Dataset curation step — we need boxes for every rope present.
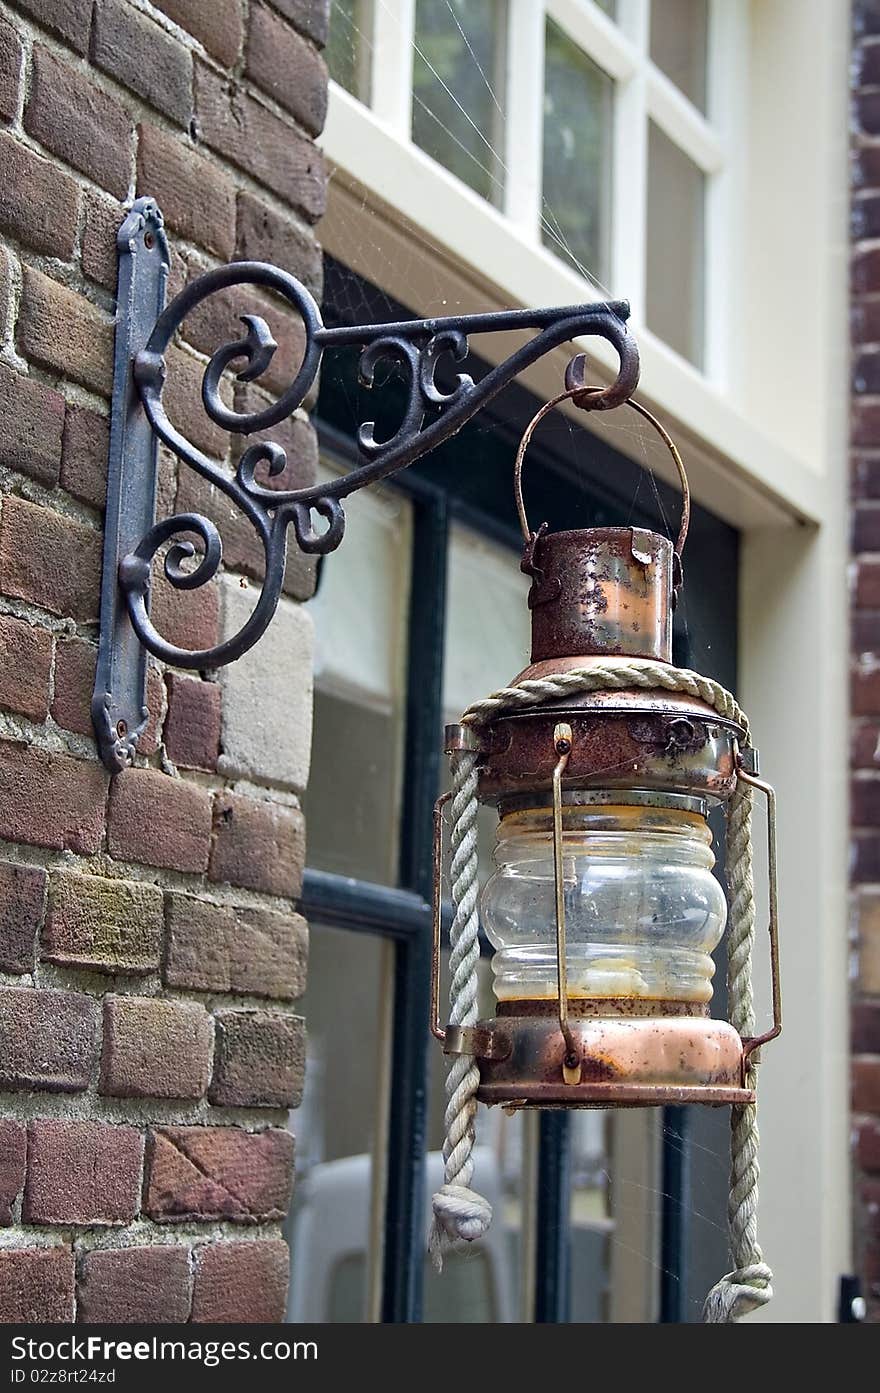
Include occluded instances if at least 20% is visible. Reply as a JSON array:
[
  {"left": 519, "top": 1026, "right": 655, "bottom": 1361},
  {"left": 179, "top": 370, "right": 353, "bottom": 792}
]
[{"left": 428, "top": 658, "right": 771, "bottom": 1322}]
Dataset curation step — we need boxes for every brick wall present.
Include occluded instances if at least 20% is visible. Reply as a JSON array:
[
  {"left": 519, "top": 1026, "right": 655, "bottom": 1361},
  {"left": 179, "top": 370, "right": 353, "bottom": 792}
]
[
  {"left": 0, "top": 0, "right": 326, "bottom": 1323},
  {"left": 853, "top": 0, "right": 880, "bottom": 1327}
]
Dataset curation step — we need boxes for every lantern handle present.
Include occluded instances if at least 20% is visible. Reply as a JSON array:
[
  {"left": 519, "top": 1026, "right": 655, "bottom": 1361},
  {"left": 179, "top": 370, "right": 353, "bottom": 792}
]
[
  {"left": 513, "top": 357, "right": 690, "bottom": 588},
  {"left": 551, "top": 722, "right": 583, "bottom": 1085},
  {"left": 735, "top": 757, "right": 783, "bottom": 1065}
]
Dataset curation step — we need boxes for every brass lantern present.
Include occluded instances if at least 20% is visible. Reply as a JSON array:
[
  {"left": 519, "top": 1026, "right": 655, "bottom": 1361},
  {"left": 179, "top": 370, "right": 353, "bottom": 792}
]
[{"left": 431, "top": 406, "right": 781, "bottom": 1111}]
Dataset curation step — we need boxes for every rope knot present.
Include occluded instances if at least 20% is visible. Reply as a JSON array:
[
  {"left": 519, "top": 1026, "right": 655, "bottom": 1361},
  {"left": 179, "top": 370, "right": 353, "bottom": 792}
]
[
  {"left": 702, "top": 1263, "right": 773, "bottom": 1322},
  {"left": 428, "top": 1184, "right": 493, "bottom": 1271}
]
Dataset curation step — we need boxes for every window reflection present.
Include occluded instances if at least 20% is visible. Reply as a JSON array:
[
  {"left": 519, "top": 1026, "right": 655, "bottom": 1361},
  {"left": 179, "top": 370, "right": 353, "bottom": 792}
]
[
  {"left": 649, "top": 0, "right": 708, "bottom": 113},
  {"left": 327, "top": 0, "right": 373, "bottom": 104},
  {"left": 646, "top": 121, "right": 705, "bottom": 367}
]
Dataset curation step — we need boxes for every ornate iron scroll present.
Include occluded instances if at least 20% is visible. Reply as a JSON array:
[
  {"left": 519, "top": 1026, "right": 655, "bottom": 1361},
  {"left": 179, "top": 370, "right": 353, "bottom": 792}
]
[{"left": 93, "top": 197, "right": 640, "bottom": 771}]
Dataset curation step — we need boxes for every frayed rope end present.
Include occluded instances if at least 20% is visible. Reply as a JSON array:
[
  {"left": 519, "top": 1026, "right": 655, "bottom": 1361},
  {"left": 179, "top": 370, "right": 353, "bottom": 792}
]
[
  {"left": 702, "top": 1264, "right": 773, "bottom": 1323},
  {"left": 428, "top": 1183, "right": 492, "bottom": 1273}
]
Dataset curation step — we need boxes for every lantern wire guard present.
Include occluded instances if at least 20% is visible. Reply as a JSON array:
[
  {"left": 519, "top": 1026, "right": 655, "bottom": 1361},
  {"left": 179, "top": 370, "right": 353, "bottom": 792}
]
[{"left": 428, "top": 373, "right": 777, "bottom": 1323}]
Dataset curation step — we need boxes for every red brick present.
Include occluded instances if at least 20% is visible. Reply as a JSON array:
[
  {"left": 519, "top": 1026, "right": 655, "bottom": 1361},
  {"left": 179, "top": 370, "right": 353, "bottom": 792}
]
[
  {"left": 210, "top": 1009, "right": 305, "bottom": 1108},
  {"left": 0, "top": 614, "right": 52, "bottom": 721},
  {"left": 163, "top": 343, "right": 231, "bottom": 459},
  {"left": 858, "top": 1118, "right": 880, "bottom": 1172},
  {"left": 191, "top": 1240, "right": 289, "bottom": 1323},
  {"left": 0, "top": 861, "right": 46, "bottom": 974},
  {"left": 856, "top": 88, "right": 880, "bottom": 138},
  {"left": 0, "top": 19, "right": 22, "bottom": 123},
  {"left": 196, "top": 64, "right": 326, "bottom": 221},
  {"left": 150, "top": 573, "right": 220, "bottom": 657},
  {"left": 0, "top": 1247, "right": 74, "bottom": 1323},
  {"left": 247, "top": 4, "right": 328, "bottom": 136},
  {"left": 61, "top": 406, "right": 109, "bottom": 511},
  {"left": 25, "top": 45, "right": 132, "bottom": 199},
  {"left": 108, "top": 767, "right": 212, "bottom": 873},
  {"left": 857, "top": 559, "right": 880, "bottom": 608},
  {"left": 270, "top": 0, "right": 330, "bottom": 47},
  {"left": 858, "top": 37, "right": 880, "bottom": 87},
  {"left": 81, "top": 189, "right": 123, "bottom": 292},
  {"left": 855, "top": 195, "right": 880, "bottom": 243},
  {"left": 137, "top": 123, "right": 235, "bottom": 261},
  {"left": 101, "top": 995, "right": 213, "bottom": 1100},
  {"left": 145, "top": 1126, "right": 294, "bottom": 1222},
  {"left": 92, "top": 0, "right": 192, "bottom": 127},
  {"left": 856, "top": 351, "right": 880, "bottom": 398},
  {"left": 855, "top": 1003, "right": 880, "bottom": 1053},
  {"left": 0, "top": 496, "right": 101, "bottom": 623},
  {"left": 51, "top": 637, "right": 97, "bottom": 736},
  {"left": 853, "top": 720, "right": 880, "bottom": 769},
  {"left": 0, "top": 130, "right": 78, "bottom": 259},
  {"left": 13, "top": 1, "right": 92, "bottom": 54},
  {"left": 18, "top": 267, "right": 113, "bottom": 397},
  {"left": 0, "top": 1120, "right": 25, "bottom": 1224},
  {"left": 0, "top": 986, "right": 98, "bottom": 1092},
  {"left": 43, "top": 870, "right": 163, "bottom": 976},
  {"left": 854, "top": 661, "right": 880, "bottom": 715},
  {"left": 852, "top": 296, "right": 880, "bottom": 346},
  {"left": 164, "top": 674, "right": 220, "bottom": 771},
  {"left": 856, "top": 503, "right": 880, "bottom": 553},
  {"left": 854, "top": 776, "right": 880, "bottom": 826},
  {"left": 236, "top": 190, "right": 323, "bottom": 297},
  {"left": 854, "top": 399, "right": 880, "bottom": 449},
  {"left": 164, "top": 893, "right": 308, "bottom": 999},
  {"left": 854, "top": 1057, "right": 880, "bottom": 1112},
  {"left": 77, "top": 1245, "right": 192, "bottom": 1324},
  {"left": 210, "top": 791, "right": 305, "bottom": 896},
  {"left": 179, "top": 278, "right": 307, "bottom": 403},
  {"left": 154, "top": 0, "right": 243, "bottom": 66},
  {"left": 0, "top": 361, "right": 65, "bottom": 486},
  {"left": 24, "top": 1120, "right": 143, "bottom": 1224},
  {"left": 0, "top": 739, "right": 106, "bottom": 855},
  {"left": 854, "top": 615, "right": 880, "bottom": 655}
]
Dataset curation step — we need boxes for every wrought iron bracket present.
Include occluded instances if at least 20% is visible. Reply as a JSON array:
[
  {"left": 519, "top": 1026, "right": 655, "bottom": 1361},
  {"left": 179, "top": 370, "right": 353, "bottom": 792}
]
[{"left": 94, "top": 196, "right": 641, "bottom": 772}]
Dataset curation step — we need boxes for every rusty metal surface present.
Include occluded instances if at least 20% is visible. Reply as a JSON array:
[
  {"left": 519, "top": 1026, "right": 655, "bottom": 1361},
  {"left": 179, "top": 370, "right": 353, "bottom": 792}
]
[
  {"left": 478, "top": 705, "right": 740, "bottom": 804},
  {"left": 524, "top": 528, "right": 674, "bottom": 663},
  {"left": 463, "top": 1012, "right": 750, "bottom": 1109},
  {"left": 496, "top": 997, "right": 710, "bottom": 1018}
]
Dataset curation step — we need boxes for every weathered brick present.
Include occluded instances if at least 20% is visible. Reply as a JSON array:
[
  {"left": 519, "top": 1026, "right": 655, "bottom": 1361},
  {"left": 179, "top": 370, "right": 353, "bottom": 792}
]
[
  {"left": 270, "top": 0, "right": 330, "bottom": 47},
  {"left": 858, "top": 1118, "right": 880, "bottom": 1172},
  {"left": 852, "top": 719, "right": 880, "bottom": 767},
  {"left": 856, "top": 351, "right": 880, "bottom": 398},
  {"left": 854, "top": 194, "right": 880, "bottom": 243},
  {"left": 25, "top": 45, "right": 132, "bottom": 199},
  {"left": 0, "top": 986, "right": 98, "bottom": 1092},
  {"left": 145, "top": 1126, "right": 294, "bottom": 1222},
  {"left": 854, "top": 398, "right": 880, "bottom": 449},
  {"left": 209, "top": 792, "right": 305, "bottom": 896},
  {"left": 164, "top": 674, "right": 220, "bottom": 771},
  {"left": 180, "top": 277, "right": 307, "bottom": 402},
  {"left": 191, "top": 1239, "right": 289, "bottom": 1323},
  {"left": 857, "top": 559, "right": 880, "bottom": 608},
  {"left": 108, "top": 768, "right": 212, "bottom": 873},
  {"left": 853, "top": 829, "right": 880, "bottom": 881},
  {"left": 137, "top": 123, "right": 235, "bottom": 260},
  {"left": 150, "top": 572, "right": 220, "bottom": 656},
  {"left": 854, "top": 1002, "right": 880, "bottom": 1054},
  {"left": 43, "top": 870, "right": 163, "bottom": 976},
  {"left": 855, "top": 502, "right": 880, "bottom": 552},
  {"left": 247, "top": 4, "right": 328, "bottom": 136},
  {"left": 0, "top": 861, "right": 46, "bottom": 974},
  {"left": 61, "top": 405, "right": 109, "bottom": 511},
  {"left": 77, "top": 1245, "right": 191, "bottom": 1324},
  {"left": 164, "top": 893, "right": 308, "bottom": 999},
  {"left": 854, "top": 660, "right": 880, "bottom": 715},
  {"left": 856, "top": 88, "right": 880, "bottom": 138},
  {"left": 0, "top": 494, "right": 101, "bottom": 621},
  {"left": 854, "top": 610, "right": 880, "bottom": 655},
  {"left": 0, "top": 1120, "right": 25, "bottom": 1223},
  {"left": 853, "top": 452, "right": 880, "bottom": 498},
  {"left": 0, "top": 18, "right": 22, "bottom": 123},
  {"left": 92, "top": 0, "right": 192, "bottom": 127},
  {"left": 854, "top": 1057, "right": 880, "bottom": 1113},
  {"left": 101, "top": 995, "right": 213, "bottom": 1100},
  {"left": 0, "top": 614, "right": 52, "bottom": 721},
  {"left": 236, "top": 191, "right": 323, "bottom": 297},
  {"left": 0, "top": 739, "right": 106, "bottom": 855},
  {"left": 12, "top": 1, "right": 92, "bottom": 54},
  {"left": 196, "top": 64, "right": 326, "bottom": 221},
  {"left": 854, "top": 775, "right": 880, "bottom": 826},
  {"left": 0, "top": 362, "right": 65, "bottom": 486},
  {"left": 0, "top": 130, "right": 79, "bottom": 259},
  {"left": 856, "top": 889, "right": 880, "bottom": 993},
  {"left": 81, "top": 189, "right": 123, "bottom": 292},
  {"left": 858, "top": 37, "right": 880, "bottom": 88},
  {"left": 154, "top": 0, "right": 243, "bottom": 66},
  {"left": 0, "top": 1247, "right": 74, "bottom": 1323},
  {"left": 24, "top": 1120, "right": 143, "bottom": 1224},
  {"left": 51, "top": 638, "right": 162, "bottom": 748},
  {"left": 852, "top": 296, "right": 880, "bottom": 346},
  {"left": 210, "top": 1009, "right": 305, "bottom": 1108},
  {"left": 19, "top": 267, "right": 113, "bottom": 397},
  {"left": 164, "top": 343, "right": 231, "bottom": 458}
]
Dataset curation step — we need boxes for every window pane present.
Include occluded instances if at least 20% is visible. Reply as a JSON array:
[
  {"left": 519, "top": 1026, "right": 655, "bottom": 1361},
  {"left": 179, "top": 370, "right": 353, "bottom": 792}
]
[
  {"left": 327, "top": 0, "right": 372, "bottom": 103},
  {"left": 645, "top": 121, "right": 705, "bottom": 368},
  {"left": 595, "top": 0, "right": 617, "bottom": 17},
  {"left": 542, "top": 19, "right": 613, "bottom": 284},
  {"left": 412, "top": 0, "right": 507, "bottom": 205},
  {"left": 649, "top": 0, "right": 708, "bottom": 113}
]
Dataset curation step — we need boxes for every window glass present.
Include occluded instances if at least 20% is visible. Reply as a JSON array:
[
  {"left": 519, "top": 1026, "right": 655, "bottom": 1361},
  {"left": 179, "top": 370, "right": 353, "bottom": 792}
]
[
  {"left": 645, "top": 121, "right": 705, "bottom": 368},
  {"left": 649, "top": 0, "right": 708, "bottom": 113},
  {"left": 327, "top": 0, "right": 372, "bottom": 104},
  {"left": 412, "top": 0, "right": 507, "bottom": 206},
  {"left": 542, "top": 18, "right": 614, "bottom": 284},
  {"left": 595, "top": 0, "right": 617, "bottom": 17}
]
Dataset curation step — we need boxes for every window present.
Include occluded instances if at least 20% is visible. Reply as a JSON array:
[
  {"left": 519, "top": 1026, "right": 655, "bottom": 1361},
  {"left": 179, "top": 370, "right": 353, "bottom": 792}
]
[{"left": 324, "top": 0, "right": 737, "bottom": 376}]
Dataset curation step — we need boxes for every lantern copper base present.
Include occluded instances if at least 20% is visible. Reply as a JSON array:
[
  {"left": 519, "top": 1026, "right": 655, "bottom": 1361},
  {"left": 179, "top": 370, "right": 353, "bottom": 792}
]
[{"left": 455, "top": 1010, "right": 753, "bottom": 1111}]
